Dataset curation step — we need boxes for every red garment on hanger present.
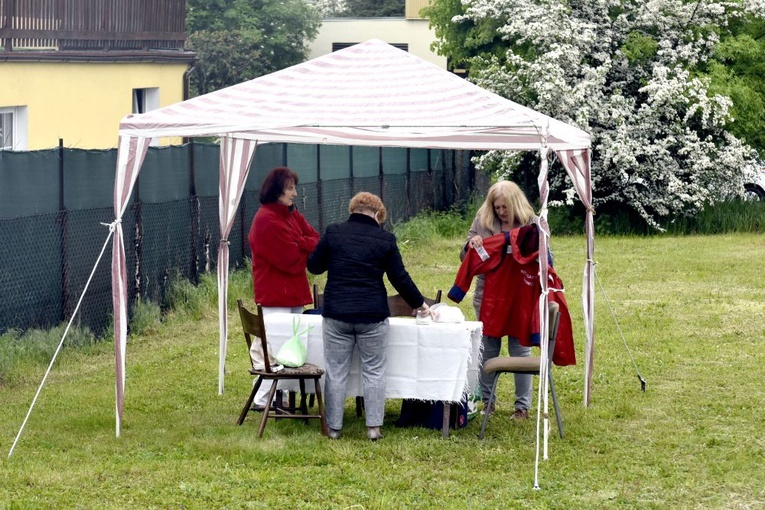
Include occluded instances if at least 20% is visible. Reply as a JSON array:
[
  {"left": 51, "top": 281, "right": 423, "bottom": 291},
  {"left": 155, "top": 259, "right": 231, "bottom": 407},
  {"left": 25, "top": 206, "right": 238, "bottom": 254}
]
[{"left": 448, "top": 226, "right": 575, "bottom": 366}]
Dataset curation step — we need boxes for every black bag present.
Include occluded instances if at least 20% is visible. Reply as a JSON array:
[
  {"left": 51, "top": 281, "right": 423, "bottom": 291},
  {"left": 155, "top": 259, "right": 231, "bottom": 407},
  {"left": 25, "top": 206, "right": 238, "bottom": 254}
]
[{"left": 394, "top": 399, "right": 468, "bottom": 430}]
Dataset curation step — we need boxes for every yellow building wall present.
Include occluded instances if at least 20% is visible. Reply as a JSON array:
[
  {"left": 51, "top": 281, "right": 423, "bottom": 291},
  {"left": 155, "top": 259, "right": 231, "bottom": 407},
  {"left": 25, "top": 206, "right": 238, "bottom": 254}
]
[
  {"left": 0, "top": 61, "right": 188, "bottom": 150},
  {"left": 309, "top": 18, "right": 446, "bottom": 69},
  {"left": 405, "top": 0, "right": 431, "bottom": 19}
]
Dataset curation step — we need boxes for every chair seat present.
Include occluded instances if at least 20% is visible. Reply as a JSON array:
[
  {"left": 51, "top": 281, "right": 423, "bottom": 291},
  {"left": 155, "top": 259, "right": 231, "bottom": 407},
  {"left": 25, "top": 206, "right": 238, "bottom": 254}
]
[
  {"left": 478, "top": 302, "right": 564, "bottom": 440},
  {"left": 249, "top": 363, "right": 324, "bottom": 378},
  {"left": 483, "top": 355, "right": 541, "bottom": 374}
]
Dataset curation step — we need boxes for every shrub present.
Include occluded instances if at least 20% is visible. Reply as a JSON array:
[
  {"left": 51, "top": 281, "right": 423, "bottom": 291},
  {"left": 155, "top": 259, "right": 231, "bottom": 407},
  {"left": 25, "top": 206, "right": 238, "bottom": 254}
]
[
  {"left": 163, "top": 271, "right": 210, "bottom": 320},
  {"left": 393, "top": 205, "right": 476, "bottom": 244},
  {"left": 129, "top": 299, "right": 162, "bottom": 336},
  {"left": 0, "top": 323, "right": 97, "bottom": 387},
  {"left": 227, "top": 259, "right": 254, "bottom": 308},
  {"left": 546, "top": 198, "right": 765, "bottom": 235}
]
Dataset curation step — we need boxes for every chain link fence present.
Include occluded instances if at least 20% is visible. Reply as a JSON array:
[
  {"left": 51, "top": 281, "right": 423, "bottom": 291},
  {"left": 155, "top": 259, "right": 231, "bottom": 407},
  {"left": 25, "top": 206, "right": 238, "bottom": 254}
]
[{"left": 0, "top": 142, "right": 476, "bottom": 337}]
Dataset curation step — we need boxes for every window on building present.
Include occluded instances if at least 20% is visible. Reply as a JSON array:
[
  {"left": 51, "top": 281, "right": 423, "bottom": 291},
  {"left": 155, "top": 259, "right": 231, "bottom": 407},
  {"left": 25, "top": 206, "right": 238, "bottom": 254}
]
[
  {"left": 132, "top": 88, "right": 160, "bottom": 146},
  {"left": 132, "top": 87, "right": 160, "bottom": 114},
  {"left": 0, "top": 106, "right": 28, "bottom": 151},
  {"left": 0, "top": 112, "right": 13, "bottom": 149},
  {"left": 332, "top": 42, "right": 408, "bottom": 52}
]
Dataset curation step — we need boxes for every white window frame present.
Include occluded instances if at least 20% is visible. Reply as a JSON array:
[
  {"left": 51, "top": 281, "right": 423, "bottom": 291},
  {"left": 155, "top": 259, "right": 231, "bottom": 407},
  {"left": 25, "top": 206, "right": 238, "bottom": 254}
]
[
  {"left": 132, "top": 88, "right": 160, "bottom": 146},
  {"left": 0, "top": 106, "right": 28, "bottom": 151},
  {"left": 132, "top": 87, "right": 160, "bottom": 114}
]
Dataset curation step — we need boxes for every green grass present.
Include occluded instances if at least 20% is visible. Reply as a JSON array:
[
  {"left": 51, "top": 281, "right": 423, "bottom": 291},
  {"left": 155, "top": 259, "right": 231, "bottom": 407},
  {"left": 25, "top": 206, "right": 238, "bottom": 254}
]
[{"left": 1, "top": 233, "right": 764, "bottom": 508}]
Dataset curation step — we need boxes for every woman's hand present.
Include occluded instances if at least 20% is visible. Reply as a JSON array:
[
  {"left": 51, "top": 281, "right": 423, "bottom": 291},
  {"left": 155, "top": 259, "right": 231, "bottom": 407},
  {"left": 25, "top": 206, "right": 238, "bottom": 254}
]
[
  {"left": 416, "top": 303, "right": 437, "bottom": 320},
  {"left": 468, "top": 235, "right": 484, "bottom": 249}
]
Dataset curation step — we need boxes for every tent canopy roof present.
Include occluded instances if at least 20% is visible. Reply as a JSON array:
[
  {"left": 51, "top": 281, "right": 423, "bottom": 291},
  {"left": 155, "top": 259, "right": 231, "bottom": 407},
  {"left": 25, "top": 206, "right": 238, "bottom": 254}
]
[
  {"left": 107, "top": 40, "right": 596, "bottom": 455},
  {"left": 119, "top": 39, "right": 590, "bottom": 151}
]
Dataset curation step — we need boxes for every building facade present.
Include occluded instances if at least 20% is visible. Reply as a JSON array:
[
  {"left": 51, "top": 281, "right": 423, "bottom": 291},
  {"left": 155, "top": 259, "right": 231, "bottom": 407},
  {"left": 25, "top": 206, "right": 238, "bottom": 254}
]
[
  {"left": 0, "top": 0, "right": 195, "bottom": 150},
  {"left": 309, "top": 0, "right": 446, "bottom": 68}
]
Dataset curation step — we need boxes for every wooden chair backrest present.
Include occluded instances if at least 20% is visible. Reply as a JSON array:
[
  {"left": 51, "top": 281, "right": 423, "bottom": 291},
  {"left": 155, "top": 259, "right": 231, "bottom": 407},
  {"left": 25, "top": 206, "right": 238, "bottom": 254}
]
[
  {"left": 387, "top": 290, "right": 442, "bottom": 317},
  {"left": 312, "top": 283, "right": 323, "bottom": 310},
  {"left": 312, "top": 285, "right": 443, "bottom": 318},
  {"left": 426, "top": 290, "right": 443, "bottom": 306},
  {"left": 237, "top": 299, "right": 274, "bottom": 373}
]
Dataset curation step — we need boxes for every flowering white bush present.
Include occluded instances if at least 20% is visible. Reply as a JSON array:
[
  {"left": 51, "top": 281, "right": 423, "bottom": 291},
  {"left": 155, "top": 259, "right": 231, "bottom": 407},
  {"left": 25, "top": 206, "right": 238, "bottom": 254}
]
[
  {"left": 305, "top": 0, "right": 346, "bottom": 17},
  {"left": 447, "top": 0, "right": 761, "bottom": 229}
]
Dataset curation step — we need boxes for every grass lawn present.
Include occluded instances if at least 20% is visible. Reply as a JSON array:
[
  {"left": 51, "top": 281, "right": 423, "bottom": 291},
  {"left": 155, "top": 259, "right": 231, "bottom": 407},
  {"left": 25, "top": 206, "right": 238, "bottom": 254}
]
[{"left": 1, "top": 233, "right": 764, "bottom": 509}]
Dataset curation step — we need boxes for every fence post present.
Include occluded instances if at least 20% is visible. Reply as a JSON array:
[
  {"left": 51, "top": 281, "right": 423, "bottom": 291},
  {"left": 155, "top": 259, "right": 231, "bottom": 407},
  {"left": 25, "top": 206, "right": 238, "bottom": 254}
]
[
  {"left": 466, "top": 151, "right": 475, "bottom": 198},
  {"left": 451, "top": 150, "right": 457, "bottom": 205},
  {"left": 406, "top": 148, "right": 412, "bottom": 219},
  {"left": 58, "top": 139, "right": 69, "bottom": 322},
  {"left": 378, "top": 147, "right": 384, "bottom": 203},
  {"left": 189, "top": 140, "right": 200, "bottom": 284},
  {"left": 349, "top": 146, "right": 354, "bottom": 193},
  {"left": 442, "top": 150, "right": 448, "bottom": 210},
  {"left": 426, "top": 149, "right": 432, "bottom": 210},
  {"left": 316, "top": 145, "right": 323, "bottom": 232},
  {"left": 240, "top": 173, "right": 247, "bottom": 264},
  {"left": 133, "top": 173, "right": 142, "bottom": 302}
]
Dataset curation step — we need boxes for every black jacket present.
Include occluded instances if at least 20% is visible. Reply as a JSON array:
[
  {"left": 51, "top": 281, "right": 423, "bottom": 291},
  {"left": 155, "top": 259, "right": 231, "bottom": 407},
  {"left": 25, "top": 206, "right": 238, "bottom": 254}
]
[{"left": 307, "top": 213, "right": 424, "bottom": 323}]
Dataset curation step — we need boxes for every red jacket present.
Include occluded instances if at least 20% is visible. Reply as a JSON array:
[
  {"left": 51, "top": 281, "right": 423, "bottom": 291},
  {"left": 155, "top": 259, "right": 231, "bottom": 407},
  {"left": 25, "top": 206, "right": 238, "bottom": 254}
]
[
  {"left": 249, "top": 203, "right": 319, "bottom": 307},
  {"left": 448, "top": 226, "right": 575, "bottom": 366}
]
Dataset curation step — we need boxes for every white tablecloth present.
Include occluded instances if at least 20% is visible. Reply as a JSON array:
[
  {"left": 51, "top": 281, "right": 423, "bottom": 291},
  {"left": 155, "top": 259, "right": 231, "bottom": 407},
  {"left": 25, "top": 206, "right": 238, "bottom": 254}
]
[{"left": 263, "top": 313, "right": 483, "bottom": 403}]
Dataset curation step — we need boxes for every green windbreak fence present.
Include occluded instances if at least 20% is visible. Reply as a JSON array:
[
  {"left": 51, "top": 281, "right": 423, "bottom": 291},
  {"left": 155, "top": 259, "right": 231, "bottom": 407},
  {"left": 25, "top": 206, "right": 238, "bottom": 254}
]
[{"left": 0, "top": 142, "right": 475, "bottom": 336}]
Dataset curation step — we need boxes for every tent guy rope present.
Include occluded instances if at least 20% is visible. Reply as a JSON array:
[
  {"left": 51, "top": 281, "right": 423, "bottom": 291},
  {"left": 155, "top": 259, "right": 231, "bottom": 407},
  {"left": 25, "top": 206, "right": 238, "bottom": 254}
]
[
  {"left": 9, "top": 220, "right": 119, "bottom": 457},
  {"left": 594, "top": 263, "right": 647, "bottom": 392}
]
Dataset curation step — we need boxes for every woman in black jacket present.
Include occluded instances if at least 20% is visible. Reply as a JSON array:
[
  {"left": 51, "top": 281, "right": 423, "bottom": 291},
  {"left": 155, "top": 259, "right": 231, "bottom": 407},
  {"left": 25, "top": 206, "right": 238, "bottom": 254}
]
[{"left": 307, "top": 192, "right": 434, "bottom": 441}]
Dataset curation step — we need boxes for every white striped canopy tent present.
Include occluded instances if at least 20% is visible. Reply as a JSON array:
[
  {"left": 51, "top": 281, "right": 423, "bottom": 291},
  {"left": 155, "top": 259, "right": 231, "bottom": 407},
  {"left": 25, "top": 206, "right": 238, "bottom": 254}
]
[{"left": 112, "top": 40, "right": 596, "bottom": 445}]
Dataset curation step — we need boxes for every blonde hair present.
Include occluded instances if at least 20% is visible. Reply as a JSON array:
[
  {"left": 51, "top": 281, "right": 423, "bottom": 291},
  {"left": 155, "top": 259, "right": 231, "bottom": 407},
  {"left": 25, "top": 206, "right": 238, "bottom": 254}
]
[
  {"left": 349, "top": 191, "right": 387, "bottom": 224},
  {"left": 477, "top": 181, "right": 535, "bottom": 230}
]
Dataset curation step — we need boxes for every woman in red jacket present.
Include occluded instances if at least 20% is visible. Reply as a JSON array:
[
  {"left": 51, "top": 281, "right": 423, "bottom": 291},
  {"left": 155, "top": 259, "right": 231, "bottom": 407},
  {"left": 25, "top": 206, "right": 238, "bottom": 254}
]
[
  {"left": 248, "top": 166, "right": 319, "bottom": 409},
  {"left": 461, "top": 180, "right": 536, "bottom": 420}
]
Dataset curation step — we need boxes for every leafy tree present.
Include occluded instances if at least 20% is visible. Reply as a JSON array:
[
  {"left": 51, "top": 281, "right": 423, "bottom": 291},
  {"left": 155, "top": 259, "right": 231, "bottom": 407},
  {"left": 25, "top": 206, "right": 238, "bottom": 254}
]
[
  {"left": 339, "top": 0, "right": 404, "bottom": 17},
  {"left": 307, "top": 0, "right": 347, "bottom": 17},
  {"left": 703, "top": 14, "right": 765, "bottom": 154},
  {"left": 424, "top": 0, "right": 763, "bottom": 229},
  {"left": 186, "top": 0, "right": 321, "bottom": 96}
]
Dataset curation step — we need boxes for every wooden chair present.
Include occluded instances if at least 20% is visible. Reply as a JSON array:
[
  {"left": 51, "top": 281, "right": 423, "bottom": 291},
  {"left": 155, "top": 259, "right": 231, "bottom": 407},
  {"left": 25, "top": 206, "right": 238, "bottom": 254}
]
[
  {"left": 236, "top": 299, "right": 328, "bottom": 437},
  {"left": 313, "top": 284, "right": 442, "bottom": 315},
  {"left": 387, "top": 290, "right": 443, "bottom": 317},
  {"left": 313, "top": 283, "right": 324, "bottom": 310},
  {"left": 478, "top": 301, "right": 564, "bottom": 440}
]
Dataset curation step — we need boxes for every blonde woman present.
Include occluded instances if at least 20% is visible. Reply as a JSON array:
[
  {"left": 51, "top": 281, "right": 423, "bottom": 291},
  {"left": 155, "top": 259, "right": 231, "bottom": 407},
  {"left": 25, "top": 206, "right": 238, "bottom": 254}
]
[{"left": 460, "top": 181, "right": 537, "bottom": 420}]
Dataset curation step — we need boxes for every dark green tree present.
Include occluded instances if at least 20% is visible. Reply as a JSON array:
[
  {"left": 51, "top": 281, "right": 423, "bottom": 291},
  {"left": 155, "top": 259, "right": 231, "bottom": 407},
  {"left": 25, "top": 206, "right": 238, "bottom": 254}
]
[
  {"left": 703, "top": 16, "right": 765, "bottom": 156},
  {"left": 423, "top": 0, "right": 502, "bottom": 73},
  {"left": 186, "top": 0, "right": 321, "bottom": 97},
  {"left": 339, "top": 0, "right": 404, "bottom": 17}
]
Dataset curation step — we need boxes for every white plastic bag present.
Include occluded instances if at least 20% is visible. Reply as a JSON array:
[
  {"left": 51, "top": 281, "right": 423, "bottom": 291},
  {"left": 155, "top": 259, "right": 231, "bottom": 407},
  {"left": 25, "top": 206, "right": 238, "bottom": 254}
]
[
  {"left": 430, "top": 303, "right": 465, "bottom": 323},
  {"left": 275, "top": 316, "right": 312, "bottom": 368}
]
